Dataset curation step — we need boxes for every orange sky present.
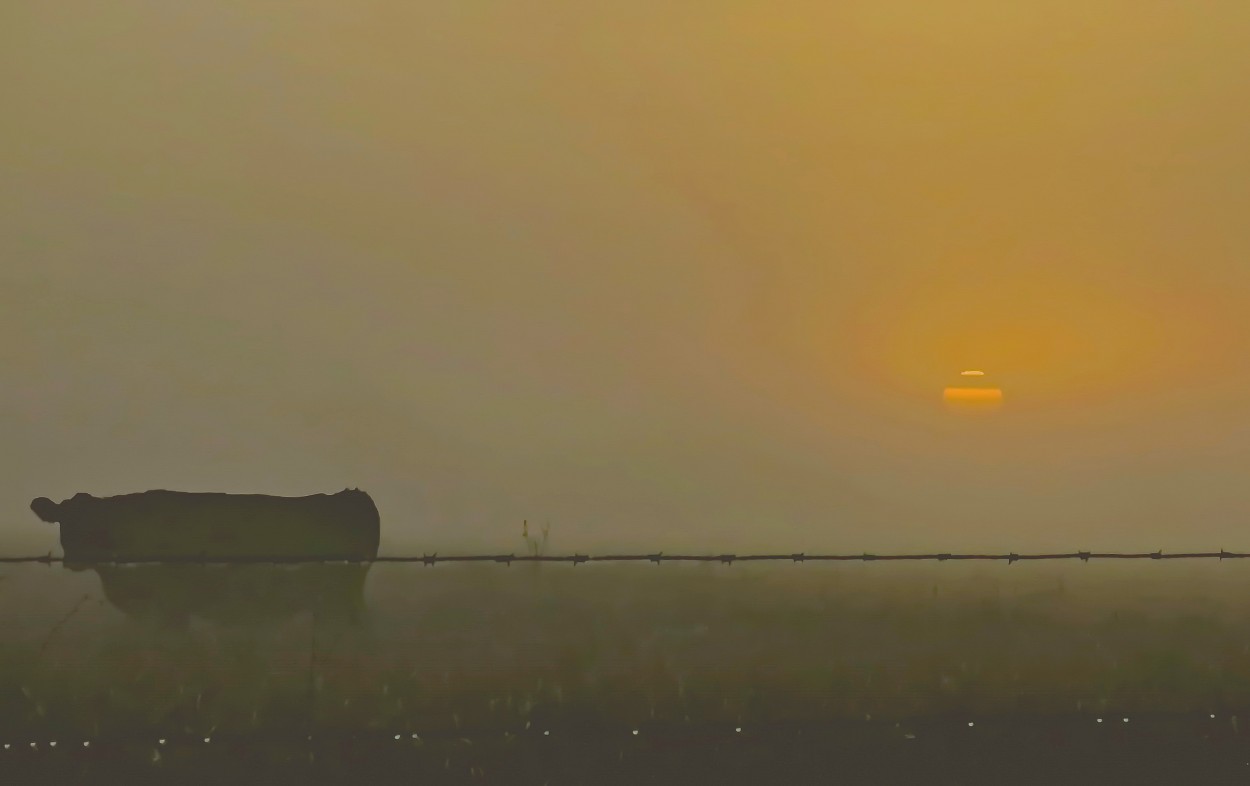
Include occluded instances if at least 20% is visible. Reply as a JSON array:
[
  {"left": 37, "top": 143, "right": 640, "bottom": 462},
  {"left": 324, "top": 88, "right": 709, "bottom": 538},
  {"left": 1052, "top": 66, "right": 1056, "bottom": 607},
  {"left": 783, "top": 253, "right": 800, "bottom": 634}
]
[{"left": 4, "top": 2, "right": 1250, "bottom": 554}]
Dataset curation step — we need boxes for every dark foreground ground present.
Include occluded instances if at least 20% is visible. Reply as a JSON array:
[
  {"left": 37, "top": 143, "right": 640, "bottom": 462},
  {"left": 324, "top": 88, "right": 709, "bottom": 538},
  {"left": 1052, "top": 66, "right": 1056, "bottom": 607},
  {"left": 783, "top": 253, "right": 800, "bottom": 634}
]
[
  {"left": 5, "top": 714, "right": 1250, "bottom": 784},
  {"left": 5, "top": 560, "right": 1250, "bottom": 782}
]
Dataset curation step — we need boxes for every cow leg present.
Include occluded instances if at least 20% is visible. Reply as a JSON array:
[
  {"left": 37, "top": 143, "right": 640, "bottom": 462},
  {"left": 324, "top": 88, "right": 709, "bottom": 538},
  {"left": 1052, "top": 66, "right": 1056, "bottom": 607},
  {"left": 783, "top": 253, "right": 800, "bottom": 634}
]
[
  {"left": 313, "top": 596, "right": 379, "bottom": 675},
  {"left": 316, "top": 591, "right": 370, "bottom": 630},
  {"left": 151, "top": 607, "right": 191, "bottom": 633}
]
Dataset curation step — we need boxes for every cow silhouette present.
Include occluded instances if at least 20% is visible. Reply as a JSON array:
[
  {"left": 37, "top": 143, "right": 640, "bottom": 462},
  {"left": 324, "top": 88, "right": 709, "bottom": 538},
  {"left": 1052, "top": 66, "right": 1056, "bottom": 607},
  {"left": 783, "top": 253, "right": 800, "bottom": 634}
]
[{"left": 30, "top": 489, "right": 381, "bottom": 629}]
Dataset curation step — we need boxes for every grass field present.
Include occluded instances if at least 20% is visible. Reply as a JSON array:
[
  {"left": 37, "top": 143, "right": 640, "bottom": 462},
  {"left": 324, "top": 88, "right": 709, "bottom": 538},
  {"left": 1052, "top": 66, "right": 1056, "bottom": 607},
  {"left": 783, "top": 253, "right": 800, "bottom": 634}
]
[{"left": 4, "top": 560, "right": 1250, "bottom": 781}]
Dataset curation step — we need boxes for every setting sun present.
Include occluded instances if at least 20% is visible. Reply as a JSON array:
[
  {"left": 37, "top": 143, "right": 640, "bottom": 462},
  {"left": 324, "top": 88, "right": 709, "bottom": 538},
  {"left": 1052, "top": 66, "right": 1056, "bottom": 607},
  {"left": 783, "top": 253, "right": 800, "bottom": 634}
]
[
  {"left": 944, "top": 387, "right": 1004, "bottom": 404},
  {"left": 944, "top": 370, "right": 1004, "bottom": 410}
]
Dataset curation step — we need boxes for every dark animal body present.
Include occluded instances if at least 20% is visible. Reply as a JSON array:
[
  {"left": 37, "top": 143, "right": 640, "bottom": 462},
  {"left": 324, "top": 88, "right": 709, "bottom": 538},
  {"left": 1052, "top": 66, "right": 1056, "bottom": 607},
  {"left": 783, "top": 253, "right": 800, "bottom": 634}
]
[{"left": 29, "top": 489, "right": 381, "bottom": 628}]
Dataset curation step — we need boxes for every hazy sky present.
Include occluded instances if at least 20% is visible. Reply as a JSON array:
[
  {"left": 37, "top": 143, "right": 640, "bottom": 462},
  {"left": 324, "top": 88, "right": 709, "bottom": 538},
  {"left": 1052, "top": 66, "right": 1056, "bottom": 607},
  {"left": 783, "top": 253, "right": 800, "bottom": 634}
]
[{"left": 5, "top": 2, "right": 1250, "bottom": 553}]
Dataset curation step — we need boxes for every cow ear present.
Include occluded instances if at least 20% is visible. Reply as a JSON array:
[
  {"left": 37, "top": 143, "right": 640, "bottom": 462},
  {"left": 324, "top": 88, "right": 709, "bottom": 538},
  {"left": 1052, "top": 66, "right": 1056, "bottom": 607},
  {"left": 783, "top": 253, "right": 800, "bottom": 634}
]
[{"left": 30, "top": 497, "right": 60, "bottom": 523}]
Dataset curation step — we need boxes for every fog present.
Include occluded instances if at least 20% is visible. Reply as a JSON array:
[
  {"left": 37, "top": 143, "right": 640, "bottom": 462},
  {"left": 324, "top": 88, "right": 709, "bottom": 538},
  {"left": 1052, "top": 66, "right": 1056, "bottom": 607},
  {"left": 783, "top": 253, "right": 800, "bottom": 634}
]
[{"left": 4, "top": 2, "right": 1250, "bottom": 554}]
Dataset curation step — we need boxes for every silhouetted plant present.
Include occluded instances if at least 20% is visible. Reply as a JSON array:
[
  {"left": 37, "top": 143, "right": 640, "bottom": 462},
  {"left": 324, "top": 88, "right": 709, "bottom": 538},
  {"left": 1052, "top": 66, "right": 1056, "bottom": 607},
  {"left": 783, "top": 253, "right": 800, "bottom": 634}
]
[{"left": 521, "top": 520, "right": 550, "bottom": 559}]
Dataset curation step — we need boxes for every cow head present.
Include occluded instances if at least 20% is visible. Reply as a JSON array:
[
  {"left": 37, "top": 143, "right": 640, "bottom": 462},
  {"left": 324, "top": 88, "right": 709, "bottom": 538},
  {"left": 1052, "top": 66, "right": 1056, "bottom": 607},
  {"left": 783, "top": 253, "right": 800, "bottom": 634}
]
[{"left": 31, "top": 494, "right": 111, "bottom": 570}]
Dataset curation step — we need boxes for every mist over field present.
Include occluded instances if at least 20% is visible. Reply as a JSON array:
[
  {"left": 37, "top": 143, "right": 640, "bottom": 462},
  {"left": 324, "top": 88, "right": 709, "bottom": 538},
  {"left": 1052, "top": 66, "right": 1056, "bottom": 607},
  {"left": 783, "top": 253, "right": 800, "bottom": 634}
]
[{"left": 5, "top": 559, "right": 1250, "bottom": 780}]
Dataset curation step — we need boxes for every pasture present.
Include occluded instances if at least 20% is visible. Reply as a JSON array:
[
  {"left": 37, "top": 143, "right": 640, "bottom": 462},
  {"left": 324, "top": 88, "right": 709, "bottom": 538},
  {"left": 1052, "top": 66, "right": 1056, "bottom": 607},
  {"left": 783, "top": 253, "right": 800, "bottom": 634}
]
[{"left": 4, "top": 560, "right": 1250, "bottom": 781}]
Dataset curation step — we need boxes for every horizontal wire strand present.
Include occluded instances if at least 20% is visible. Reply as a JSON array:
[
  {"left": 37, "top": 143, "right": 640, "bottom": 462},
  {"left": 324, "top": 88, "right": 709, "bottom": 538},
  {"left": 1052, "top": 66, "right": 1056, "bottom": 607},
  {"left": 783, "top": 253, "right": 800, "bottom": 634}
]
[{"left": 0, "top": 550, "right": 1246, "bottom": 565}]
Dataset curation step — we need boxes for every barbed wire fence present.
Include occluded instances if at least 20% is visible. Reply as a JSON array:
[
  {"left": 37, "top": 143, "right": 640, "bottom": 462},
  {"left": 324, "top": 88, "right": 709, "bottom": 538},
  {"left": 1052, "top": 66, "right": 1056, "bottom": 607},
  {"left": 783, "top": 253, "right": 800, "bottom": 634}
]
[{"left": 3, "top": 549, "right": 1250, "bottom": 565}]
